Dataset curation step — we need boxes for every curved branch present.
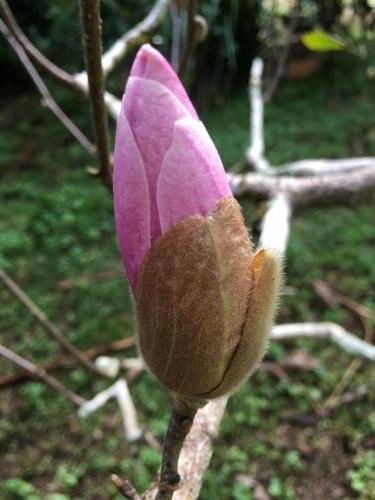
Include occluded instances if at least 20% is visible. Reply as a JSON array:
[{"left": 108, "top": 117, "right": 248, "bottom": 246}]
[
  {"left": 0, "top": 0, "right": 76, "bottom": 87},
  {"left": 100, "top": 0, "right": 169, "bottom": 77},
  {"left": 0, "top": 19, "right": 95, "bottom": 156},
  {"left": 271, "top": 323, "right": 375, "bottom": 361}
]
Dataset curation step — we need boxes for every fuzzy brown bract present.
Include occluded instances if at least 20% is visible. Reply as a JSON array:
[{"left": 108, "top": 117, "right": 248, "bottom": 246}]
[{"left": 136, "top": 197, "right": 281, "bottom": 399}]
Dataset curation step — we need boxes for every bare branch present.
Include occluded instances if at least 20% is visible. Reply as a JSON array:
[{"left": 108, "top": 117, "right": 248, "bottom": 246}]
[
  {"left": 271, "top": 323, "right": 375, "bottom": 361},
  {"left": 228, "top": 166, "right": 375, "bottom": 206},
  {"left": 260, "top": 193, "right": 292, "bottom": 254},
  {"left": 264, "top": 3, "right": 299, "bottom": 103},
  {"left": 79, "top": 379, "right": 142, "bottom": 442},
  {"left": 100, "top": 0, "right": 169, "bottom": 77},
  {"left": 0, "top": 343, "right": 86, "bottom": 407},
  {"left": 276, "top": 157, "right": 375, "bottom": 176},
  {"left": 0, "top": 0, "right": 76, "bottom": 87},
  {"left": 111, "top": 474, "right": 142, "bottom": 500},
  {"left": 0, "top": 337, "right": 135, "bottom": 387},
  {"left": 0, "top": 19, "right": 96, "bottom": 156},
  {"left": 79, "top": 0, "right": 112, "bottom": 186},
  {"left": 245, "top": 58, "right": 272, "bottom": 172},
  {"left": 0, "top": 269, "right": 106, "bottom": 377}
]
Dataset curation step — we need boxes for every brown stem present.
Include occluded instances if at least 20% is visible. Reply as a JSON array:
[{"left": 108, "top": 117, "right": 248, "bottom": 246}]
[
  {"left": 178, "top": 0, "right": 196, "bottom": 77},
  {"left": 79, "top": 0, "right": 112, "bottom": 186},
  {"left": 156, "top": 398, "right": 198, "bottom": 500},
  {"left": 0, "top": 269, "right": 105, "bottom": 378},
  {"left": 0, "top": 19, "right": 95, "bottom": 156},
  {"left": 0, "top": 343, "right": 85, "bottom": 407},
  {"left": 111, "top": 474, "right": 141, "bottom": 500}
]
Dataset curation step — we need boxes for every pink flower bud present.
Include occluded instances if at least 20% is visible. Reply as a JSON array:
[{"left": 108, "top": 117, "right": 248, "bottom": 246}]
[
  {"left": 113, "top": 44, "right": 231, "bottom": 291},
  {"left": 114, "top": 45, "right": 281, "bottom": 399}
]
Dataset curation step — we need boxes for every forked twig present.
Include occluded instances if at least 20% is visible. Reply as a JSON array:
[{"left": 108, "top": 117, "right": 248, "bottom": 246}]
[
  {"left": 0, "top": 19, "right": 95, "bottom": 156},
  {"left": 0, "top": 0, "right": 76, "bottom": 87}
]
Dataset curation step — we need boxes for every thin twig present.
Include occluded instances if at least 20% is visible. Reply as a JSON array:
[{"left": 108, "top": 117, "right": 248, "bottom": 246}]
[
  {"left": 111, "top": 474, "right": 141, "bottom": 500},
  {"left": 0, "top": 337, "right": 135, "bottom": 387},
  {"left": 0, "top": 269, "right": 105, "bottom": 377},
  {"left": 314, "top": 280, "right": 374, "bottom": 411},
  {"left": 0, "top": 19, "right": 95, "bottom": 156},
  {"left": 99, "top": 0, "right": 170, "bottom": 77},
  {"left": 0, "top": 0, "right": 76, "bottom": 87},
  {"left": 79, "top": 0, "right": 112, "bottom": 186},
  {"left": 0, "top": 343, "right": 85, "bottom": 406},
  {"left": 178, "top": 0, "right": 196, "bottom": 77},
  {"left": 264, "top": 2, "right": 299, "bottom": 102}
]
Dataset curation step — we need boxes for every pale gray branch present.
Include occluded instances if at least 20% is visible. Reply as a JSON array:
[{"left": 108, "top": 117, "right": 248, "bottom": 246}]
[
  {"left": 260, "top": 193, "right": 292, "bottom": 254},
  {"left": 271, "top": 323, "right": 375, "bottom": 361},
  {"left": 277, "top": 157, "right": 375, "bottom": 177},
  {"left": 228, "top": 166, "right": 375, "bottom": 206},
  {"left": 79, "top": 379, "right": 142, "bottom": 442},
  {"left": 78, "top": 0, "right": 169, "bottom": 80},
  {"left": 245, "top": 58, "right": 272, "bottom": 172}
]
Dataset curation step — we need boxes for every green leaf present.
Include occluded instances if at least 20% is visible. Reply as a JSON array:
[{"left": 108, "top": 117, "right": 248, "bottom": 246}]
[{"left": 301, "top": 29, "right": 345, "bottom": 52}]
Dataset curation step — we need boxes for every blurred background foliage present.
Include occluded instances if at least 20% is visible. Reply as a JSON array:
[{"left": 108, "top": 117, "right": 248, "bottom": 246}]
[
  {"left": 2, "top": 0, "right": 374, "bottom": 100},
  {"left": 1, "top": 0, "right": 375, "bottom": 499}
]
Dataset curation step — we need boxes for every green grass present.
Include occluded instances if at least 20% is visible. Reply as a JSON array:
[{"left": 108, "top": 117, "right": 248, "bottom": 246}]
[{"left": 1, "top": 55, "right": 374, "bottom": 499}]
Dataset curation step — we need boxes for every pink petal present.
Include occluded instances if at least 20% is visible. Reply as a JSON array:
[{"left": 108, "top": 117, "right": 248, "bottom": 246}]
[
  {"left": 113, "top": 106, "right": 151, "bottom": 291},
  {"left": 124, "top": 76, "right": 190, "bottom": 241},
  {"left": 157, "top": 117, "right": 232, "bottom": 233},
  {"left": 131, "top": 44, "right": 198, "bottom": 118}
]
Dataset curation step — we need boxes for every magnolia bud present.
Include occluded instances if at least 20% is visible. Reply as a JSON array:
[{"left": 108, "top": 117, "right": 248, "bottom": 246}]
[
  {"left": 114, "top": 45, "right": 282, "bottom": 401},
  {"left": 136, "top": 197, "right": 281, "bottom": 399}
]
